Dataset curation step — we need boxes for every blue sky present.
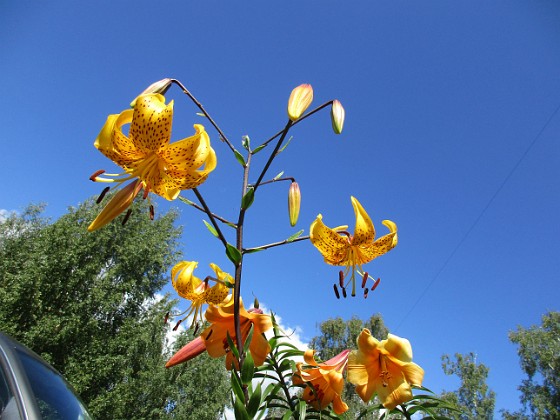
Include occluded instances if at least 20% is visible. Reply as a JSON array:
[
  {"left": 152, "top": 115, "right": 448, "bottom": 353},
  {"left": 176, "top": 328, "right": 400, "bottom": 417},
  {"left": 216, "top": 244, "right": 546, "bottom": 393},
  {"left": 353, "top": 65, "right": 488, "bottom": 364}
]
[{"left": 2, "top": 1, "right": 559, "bottom": 414}]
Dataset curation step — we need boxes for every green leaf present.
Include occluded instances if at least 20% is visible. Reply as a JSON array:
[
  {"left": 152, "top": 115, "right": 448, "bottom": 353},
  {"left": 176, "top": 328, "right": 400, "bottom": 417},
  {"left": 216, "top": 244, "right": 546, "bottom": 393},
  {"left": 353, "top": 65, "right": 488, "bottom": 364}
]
[
  {"left": 279, "top": 136, "right": 293, "bottom": 153},
  {"left": 196, "top": 112, "right": 206, "bottom": 117},
  {"left": 234, "top": 149, "right": 247, "bottom": 167},
  {"left": 244, "top": 247, "right": 264, "bottom": 254},
  {"left": 226, "top": 243, "right": 242, "bottom": 265},
  {"left": 202, "top": 220, "right": 219, "bottom": 238},
  {"left": 281, "top": 410, "right": 293, "bottom": 420},
  {"left": 241, "top": 135, "right": 251, "bottom": 150},
  {"left": 286, "top": 229, "right": 304, "bottom": 242},
  {"left": 247, "top": 382, "right": 262, "bottom": 418},
  {"left": 233, "top": 396, "right": 250, "bottom": 420},
  {"left": 178, "top": 196, "right": 196, "bottom": 206},
  {"left": 226, "top": 330, "right": 240, "bottom": 359},
  {"left": 243, "top": 325, "right": 254, "bottom": 353},
  {"left": 241, "top": 187, "right": 255, "bottom": 210},
  {"left": 252, "top": 143, "right": 266, "bottom": 154},
  {"left": 296, "top": 400, "right": 307, "bottom": 419},
  {"left": 231, "top": 372, "right": 246, "bottom": 407},
  {"left": 273, "top": 171, "right": 284, "bottom": 181},
  {"left": 241, "top": 353, "right": 255, "bottom": 385}
]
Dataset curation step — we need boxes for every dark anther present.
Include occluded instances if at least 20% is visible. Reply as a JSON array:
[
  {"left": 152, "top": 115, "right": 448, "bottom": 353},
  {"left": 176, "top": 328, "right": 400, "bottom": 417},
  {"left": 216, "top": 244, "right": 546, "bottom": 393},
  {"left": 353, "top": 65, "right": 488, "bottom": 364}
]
[
  {"left": 89, "top": 169, "right": 105, "bottom": 181},
  {"left": 143, "top": 186, "right": 150, "bottom": 200},
  {"left": 361, "top": 272, "right": 369, "bottom": 289},
  {"left": 149, "top": 205, "right": 155, "bottom": 220},
  {"left": 122, "top": 209, "right": 133, "bottom": 225},
  {"left": 371, "top": 278, "right": 381, "bottom": 292},
  {"left": 193, "top": 323, "right": 200, "bottom": 336},
  {"left": 333, "top": 284, "right": 340, "bottom": 299},
  {"left": 206, "top": 329, "right": 213, "bottom": 340},
  {"left": 163, "top": 312, "right": 169, "bottom": 324},
  {"left": 342, "top": 287, "right": 347, "bottom": 298},
  {"left": 173, "top": 319, "right": 182, "bottom": 331},
  {"left": 363, "top": 288, "right": 369, "bottom": 299},
  {"left": 96, "top": 186, "right": 111, "bottom": 204},
  {"left": 338, "top": 271, "right": 344, "bottom": 288}
]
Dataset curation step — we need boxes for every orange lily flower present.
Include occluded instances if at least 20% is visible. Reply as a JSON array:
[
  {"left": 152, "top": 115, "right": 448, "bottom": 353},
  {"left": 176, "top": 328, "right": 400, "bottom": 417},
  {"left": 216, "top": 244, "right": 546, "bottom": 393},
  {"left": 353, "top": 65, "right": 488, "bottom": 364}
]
[
  {"left": 89, "top": 93, "right": 216, "bottom": 231},
  {"left": 310, "top": 196, "right": 397, "bottom": 296},
  {"left": 293, "top": 349, "right": 350, "bottom": 415},
  {"left": 166, "top": 297, "right": 272, "bottom": 370},
  {"left": 347, "top": 329, "right": 424, "bottom": 409}
]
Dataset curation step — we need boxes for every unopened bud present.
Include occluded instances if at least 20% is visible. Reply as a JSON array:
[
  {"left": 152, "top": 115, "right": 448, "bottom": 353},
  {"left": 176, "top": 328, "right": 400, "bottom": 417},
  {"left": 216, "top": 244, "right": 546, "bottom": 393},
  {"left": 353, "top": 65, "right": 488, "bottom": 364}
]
[
  {"left": 288, "top": 182, "right": 301, "bottom": 227},
  {"left": 287, "top": 84, "right": 313, "bottom": 121},
  {"left": 253, "top": 297, "right": 260, "bottom": 309},
  {"left": 130, "top": 78, "right": 173, "bottom": 107},
  {"left": 331, "top": 100, "right": 345, "bottom": 134}
]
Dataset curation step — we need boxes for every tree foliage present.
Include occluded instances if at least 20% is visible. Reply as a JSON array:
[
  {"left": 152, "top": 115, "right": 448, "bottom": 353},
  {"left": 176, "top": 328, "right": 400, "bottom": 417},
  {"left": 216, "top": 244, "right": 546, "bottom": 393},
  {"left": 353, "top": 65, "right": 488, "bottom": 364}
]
[
  {"left": 0, "top": 198, "right": 229, "bottom": 419},
  {"left": 439, "top": 352, "right": 495, "bottom": 419},
  {"left": 309, "top": 315, "right": 389, "bottom": 419},
  {"left": 501, "top": 311, "right": 560, "bottom": 419}
]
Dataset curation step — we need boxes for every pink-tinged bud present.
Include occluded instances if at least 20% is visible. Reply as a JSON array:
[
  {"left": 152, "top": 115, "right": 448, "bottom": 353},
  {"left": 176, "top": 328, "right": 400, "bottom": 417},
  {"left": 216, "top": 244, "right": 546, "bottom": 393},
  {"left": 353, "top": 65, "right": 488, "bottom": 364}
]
[
  {"left": 331, "top": 100, "right": 345, "bottom": 134},
  {"left": 130, "top": 78, "right": 173, "bottom": 107},
  {"left": 288, "top": 182, "right": 301, "bottom": 226},
  {"left": 287, "top": 84, "right": 313, "bottom": 121},
  {"left": 165, "top": 336, "right": 207, "bottom": 368}
]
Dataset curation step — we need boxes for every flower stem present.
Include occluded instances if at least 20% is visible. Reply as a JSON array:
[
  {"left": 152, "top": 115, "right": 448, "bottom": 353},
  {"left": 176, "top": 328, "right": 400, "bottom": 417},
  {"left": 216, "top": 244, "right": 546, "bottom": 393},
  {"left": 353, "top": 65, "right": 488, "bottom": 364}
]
[
  {"left": 192, "top": 188, "right": 228, "bottom": 248},
  {"left": 172, "top": 79, "right": 236, "bottom": 154},
  {"left": 243, "top": 235, "right": 309, "bottom": 253}
]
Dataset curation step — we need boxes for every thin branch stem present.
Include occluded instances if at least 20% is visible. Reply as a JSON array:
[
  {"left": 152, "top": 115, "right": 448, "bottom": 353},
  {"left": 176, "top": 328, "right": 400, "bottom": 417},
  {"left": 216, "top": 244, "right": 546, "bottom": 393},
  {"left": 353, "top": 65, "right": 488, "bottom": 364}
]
[
  {"left": 192, "top": 188, "right": 228, "bottom": 248},
  {"left": 254, "top": 176, "right": 295, "bottom": 188},
  {"left": 172, "top": 79, "right": 236, "bottom": 154},
  {"left": 257, "top": 101, "right": 333, "bottom": 149},
  {"left": 244, "top": 235, "right": 309, "bottom": 253},
  {"left": 179, "top": 197, "right": 237, "bottom": 228},
  {"left": 253, "top": 121, "right": 293, "bottom": 192}
]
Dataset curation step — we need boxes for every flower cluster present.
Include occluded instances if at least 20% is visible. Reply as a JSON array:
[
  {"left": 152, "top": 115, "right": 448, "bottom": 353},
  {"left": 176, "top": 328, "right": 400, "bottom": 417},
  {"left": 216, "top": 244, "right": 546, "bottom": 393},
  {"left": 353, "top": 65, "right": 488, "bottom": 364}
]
[{"left": 87, "top": 80, "right": 434, "bottom": 418}]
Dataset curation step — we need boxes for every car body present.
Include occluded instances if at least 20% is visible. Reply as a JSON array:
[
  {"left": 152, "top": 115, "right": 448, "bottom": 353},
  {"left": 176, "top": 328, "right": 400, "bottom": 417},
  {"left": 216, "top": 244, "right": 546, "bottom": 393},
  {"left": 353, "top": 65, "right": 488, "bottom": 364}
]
[{"left": 0, "top": 332, "right": 92, "bottom": 419}]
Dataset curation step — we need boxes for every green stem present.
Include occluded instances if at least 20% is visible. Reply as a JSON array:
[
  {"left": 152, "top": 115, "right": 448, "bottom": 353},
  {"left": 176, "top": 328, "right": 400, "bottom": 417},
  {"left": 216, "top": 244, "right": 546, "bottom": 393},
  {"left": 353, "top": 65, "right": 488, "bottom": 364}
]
[
  {"left": 253, "top": 121, "right": 293, "bottom": 192},
  {"left": 243, "top": 235, "right": 309, "bottom": 253},
  {"left": 172, "top": 79, "right": 236, "bottom": 154},
  {"left": 192, "top": 188, "right": 228, "bottom": 248}
]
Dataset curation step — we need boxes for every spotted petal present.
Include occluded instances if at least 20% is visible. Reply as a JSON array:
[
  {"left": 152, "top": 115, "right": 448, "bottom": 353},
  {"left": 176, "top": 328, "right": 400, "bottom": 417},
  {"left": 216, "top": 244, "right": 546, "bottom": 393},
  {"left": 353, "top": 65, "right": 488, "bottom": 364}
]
[
  {"left": 360, "top": 220, "right": 398, "bottom": 262},
  {"left": 310, "top": 215, "right": 350, "bottom": 265},
  {"left": 351, "top": 196, "right": 375, "bottom": 245},
  {"left": 129, "top": 94, "right": 174, "bottom": 153}
]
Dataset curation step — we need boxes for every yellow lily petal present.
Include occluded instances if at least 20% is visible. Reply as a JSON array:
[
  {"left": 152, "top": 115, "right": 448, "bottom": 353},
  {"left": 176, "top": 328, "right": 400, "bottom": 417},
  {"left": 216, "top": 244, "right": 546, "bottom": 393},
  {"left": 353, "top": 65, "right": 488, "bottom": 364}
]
[
  {"left": 310, "top": 215, "right": 350, "bottom": 265},
  {"left": 129, "top": 94, "right": 174, "bottom": 153},
  {"left": 351, "top": 196, "right": 375, "bottom": 245},
  {"left": 163, "top": 125, "right": 214, "bottom": 171},
  {"left": 382, "top": 333, "right": 413, "bottom": 363}
]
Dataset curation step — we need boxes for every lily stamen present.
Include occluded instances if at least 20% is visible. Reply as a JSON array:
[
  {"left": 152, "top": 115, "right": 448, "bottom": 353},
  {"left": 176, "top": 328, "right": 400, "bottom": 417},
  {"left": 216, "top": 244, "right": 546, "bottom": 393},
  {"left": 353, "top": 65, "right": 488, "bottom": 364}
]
[
  {"left": 96, "top": 186, "right": 111, "bottom": 204},
  {"left": 90, "top": 169, "right": 106, "bottom": 181},
  {"left": 173, "top": 319, "right": 182, "bottom": 331},
  {"left": 333, "top": 284, "right": 341, "bottom": 299},
  {"left": 371, "top": 278, "right": 381, "bottom": 291},
  {"left": 121, "top": 209, "right": 132, "bottom": 225}
]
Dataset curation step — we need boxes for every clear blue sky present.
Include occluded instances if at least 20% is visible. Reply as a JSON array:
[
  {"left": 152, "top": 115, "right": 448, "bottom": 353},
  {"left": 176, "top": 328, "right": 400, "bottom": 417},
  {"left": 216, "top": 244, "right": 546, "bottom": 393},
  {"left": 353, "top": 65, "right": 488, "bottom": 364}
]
[{"left": 2, "top": 1, "right": 559, "bottom": 414}]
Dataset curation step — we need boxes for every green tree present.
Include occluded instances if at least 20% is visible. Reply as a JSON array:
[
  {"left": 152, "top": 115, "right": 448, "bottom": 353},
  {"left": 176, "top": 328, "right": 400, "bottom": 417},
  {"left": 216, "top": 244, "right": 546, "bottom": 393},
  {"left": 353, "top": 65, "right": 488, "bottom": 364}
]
[
  {"left": 309, "top": 315, "right": 389, "bottom": 418},
  {"left": 439, "top": 352, "right": 495, "bottom": 419},
  {"left": 0, "top": 198, "right": 229, "bottom": 419},
  {"left": 501, "top": 311, "right": 560, "bottom": 420}
]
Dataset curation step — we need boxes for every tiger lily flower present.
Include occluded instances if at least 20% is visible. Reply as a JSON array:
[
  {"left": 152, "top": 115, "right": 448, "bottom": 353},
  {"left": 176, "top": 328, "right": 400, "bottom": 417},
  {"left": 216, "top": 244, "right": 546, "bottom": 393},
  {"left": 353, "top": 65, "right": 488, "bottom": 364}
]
[
  {"left": 310, "top": 196, "right": 397, "bottom": 296},
  {"left": 347, "top": 329, "right": 424, "bottom": 410},
  {"left": 166, "top": 297, "right": 272, "bottom": 370},
  {"left": 171, "top": 261, "right": 233, "bottom": 328},
  {"left": 88, "top": 93, "right": 217, "bottom": 231},
  {"left": 293, "top": 349, "right": 350, "bottom": 415}
]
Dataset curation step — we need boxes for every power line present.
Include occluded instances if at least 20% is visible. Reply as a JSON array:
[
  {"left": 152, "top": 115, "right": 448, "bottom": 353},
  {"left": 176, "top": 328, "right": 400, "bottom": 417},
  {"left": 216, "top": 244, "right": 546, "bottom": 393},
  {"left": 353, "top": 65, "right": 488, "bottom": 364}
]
[{"left": 395, "top": 100, "right": 560, "bottom": 331}]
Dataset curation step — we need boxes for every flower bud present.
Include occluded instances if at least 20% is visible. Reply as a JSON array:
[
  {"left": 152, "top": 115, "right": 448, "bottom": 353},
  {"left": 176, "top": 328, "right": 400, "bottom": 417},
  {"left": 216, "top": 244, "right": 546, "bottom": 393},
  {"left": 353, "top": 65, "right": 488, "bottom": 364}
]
[
  {"left": 288, "top": 181, "right": 301, "bottom": 227},
  {"left": 331, "top": 100, "right": 345, "bottom": 134},
  {"left": 130, "top": 78, "right": 173, "bottom": 107},
  {"left": 287, "top": 84, "right": 313, "bottom": 121}
]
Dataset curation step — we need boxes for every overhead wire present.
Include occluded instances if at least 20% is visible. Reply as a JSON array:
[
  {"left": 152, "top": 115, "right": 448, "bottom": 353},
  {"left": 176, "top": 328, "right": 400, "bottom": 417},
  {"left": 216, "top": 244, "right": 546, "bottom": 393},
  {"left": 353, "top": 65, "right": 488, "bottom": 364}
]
[{"left": 395, "top": 100, "right": 560, "bottom": 331}]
